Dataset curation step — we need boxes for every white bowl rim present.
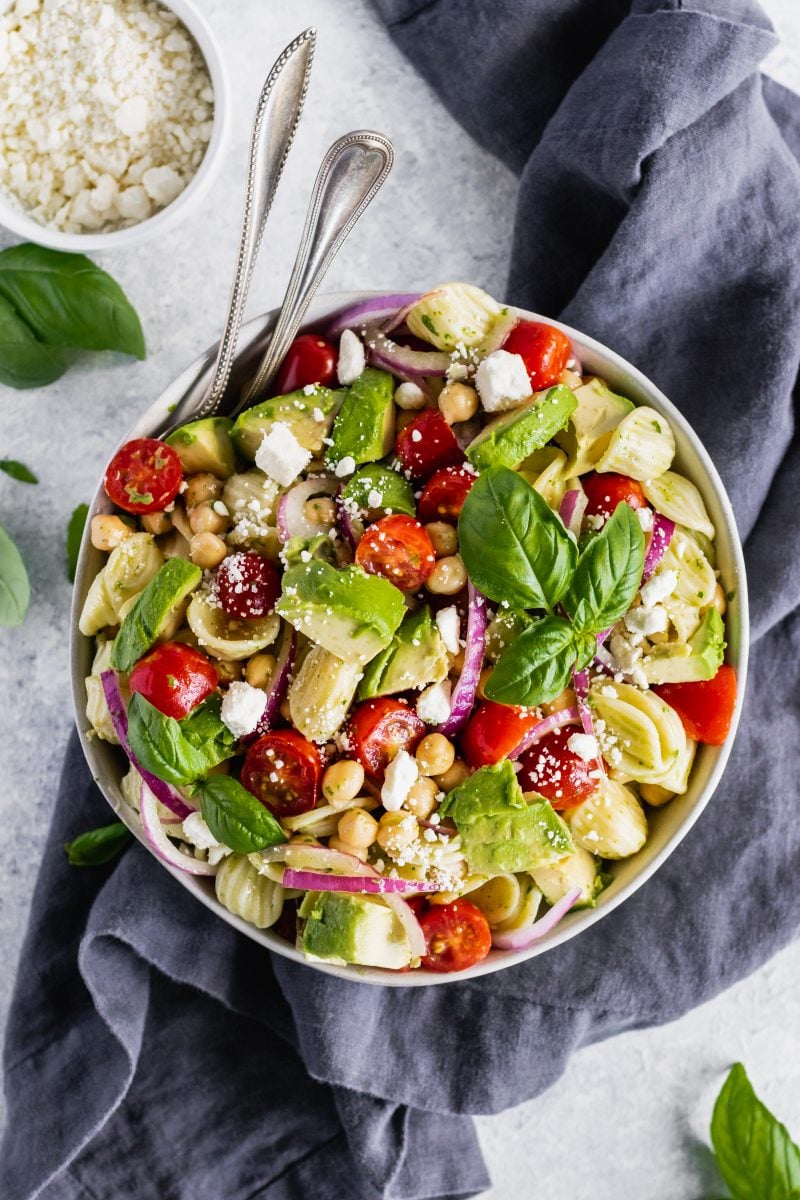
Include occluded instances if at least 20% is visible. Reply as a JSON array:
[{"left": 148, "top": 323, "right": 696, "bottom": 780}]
[
  {"left": 0, "top": 0, "right": 231, "bottom": 252},
  {"left": 70, "top": 290, "right": 750, "bottom": 987}
]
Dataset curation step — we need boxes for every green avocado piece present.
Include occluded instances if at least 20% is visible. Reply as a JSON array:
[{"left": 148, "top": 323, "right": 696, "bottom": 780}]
[
  {"left": 276, "top": 559, "right": 405, "bottom": 667},
  {"left": 340, "top": 463, "right": 416, "bottom": 517},
  {"left": 439, "top": 759, "right": 573, "bottom": 874},
  {"left": 231, "top": 385, "right": 345, "bottom": 459},
  {"left": 466, "top": 384, "right": 577, "bottom": 471},
  {"left": 643, "top": 605, "right": 725, "bottom": 685},
  {"left": 359, "top": 606, "right": 448, "bottom": 699},
  {"left": 111, "top": 558, "right": 202, "bottom": 672},
  {"left": 299, "top": 891, "right": 413, "bottom": 968},
  {"left": 280, "top": 533, "right": 337, "bottom": 569},
  {"left": 325, "top": 368, "right": 395, "bottom": 471},
  {"left": 554, "top": 379, "right": 635, "bottom": 476},
  {"left": 165, "top": 416, "right": 236, "bottom": 479},
  {"left": 484, "top": 608, "right": 533, "bottom": 663}
]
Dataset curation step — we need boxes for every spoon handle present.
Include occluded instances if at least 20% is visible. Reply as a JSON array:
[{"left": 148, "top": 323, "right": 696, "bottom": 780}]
[{"left": 237, "top": 129, "right": 394, "bottom": 410}]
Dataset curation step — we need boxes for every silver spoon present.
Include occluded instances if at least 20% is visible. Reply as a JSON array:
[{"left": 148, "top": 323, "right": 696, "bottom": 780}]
[{"left": 236, "top": 129, "right": 394, "bottom": 410}]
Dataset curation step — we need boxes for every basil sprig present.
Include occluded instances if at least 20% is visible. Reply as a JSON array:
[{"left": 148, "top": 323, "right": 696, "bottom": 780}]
[
  {"left": 195, "top": 776, "right": 287, "bottom": 854},
  {"left": 710, "top": 1063, "right": 800, "bottom": 1199},
  {"left": 127, "top": 693, "right": 236, "bottom": 788},
  {"left": 0, "top": 459, "right": 37, "bottom": 484},
  {"left": 65, "top": 821, "right": 132, "bottom": 866},
  {"left": 458, "top": 467, "right": 644, "bottom": 706},
  {"left": 0, "top": 521, "right": 30, "bottom": 627}
]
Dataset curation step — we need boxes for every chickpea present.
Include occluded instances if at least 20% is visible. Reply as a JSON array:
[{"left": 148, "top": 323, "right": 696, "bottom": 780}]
[
  {"left": 426, "top": 554, "right": 467, "bottom": 595},
  {"left": 424, "top": 521, "right": 458, "bottom": 558},
  {"left": 337, "top": 807, "right": 378, "bottom": 848},
  {"left": 185, "top": 473, "right": 223, "bottom": 510},
  {"left": 711, "top": 582, "right": 727, "bottom": 616},
  {"left": 404, "top": 776, "right": 439, "bottom": 820},
  {"left": 141, "top": 510, "right": 172, "bottom": 535},
  {"left": 328, "top": 836, "right": 369, "bottom": 862},
  {"left": 189, "top": 531, "right": 227, "bottom": 569},
  {"left": 558, "top": 367, "right": 583, "bottom": 389},
  {"left": 90, "top": 514, "right": 132, "bottom": 552},
  {"left": 477, "top": 667, "right": 494, "bottom": 700},
  {"left": 245, "top": 652, "right": 277, "bottom": 690},
  {"left": 438, "top": 381, "right": 478, "bottom": 425},
  {"left": 639, "top": 782, "right": 675, "bottom": 807},
  {"left": 416, "top": 733, "right": 455, "bottom": 777},
  {"left": 435, "top": 758, "right": 471, "bottom": 791},
  {"left": 189, "top": 502, "right": 229, "bottom": 536},
  {"left": 376, "top": 810, "right": 418, "bottom": 857},
  {"left": 213, "top": 659, "right": 242, "bottom": 684},
  {"left": 542, "top": 686, "right": 576, "bottom": 716},
  {"left": 394, "top": 381, "right": 427, "bottom": 411},
  {"left": 322, "top": 759, "right": 365, "bottom": 807},
  {"left": 170, "top": 502, "right": 194, "bottom": 541},
  {"left": 303, "top": 497, "right": 337, "bottom": 527}
]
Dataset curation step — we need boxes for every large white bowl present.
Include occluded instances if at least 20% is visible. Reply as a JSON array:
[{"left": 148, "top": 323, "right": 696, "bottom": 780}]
[
  {"left": 0, "top": 0, "right": 230, "bottom": 252},
  {"left": 70, "top": 291, "right": 749, "bottom": 987}
]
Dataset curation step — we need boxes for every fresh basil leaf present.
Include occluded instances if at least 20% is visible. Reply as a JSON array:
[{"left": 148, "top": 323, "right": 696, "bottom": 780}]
[
  {"left": 196, "top": 776, "right": 287, "bottom": 854},
  {"left": 458, "top": 467, "right": 577, "bottom": 612},
  {"left": 127, "top": 693, "right": 217, "bottom": 788},
  {"left": 0, "top": 243, "right": 145, "bottom": 359},
  {"left": 562, "top": 502, "right": 645, "bottom": 633},
  {"left": 0, "top": 293, "right": 71, "bottom": 389},
  {"left": 0, "top": 521, "right": 30, "bottom": 627},
  {"left": 485, "top": 615, "right": 577, "bottom": 707},
  {"left": 181, "top": 695, "right": 237, "bottom": 763},
  {"left": 65, "top": 821, "right": 132, "bottom": 866},
  {"left": 66, "top": 502, "right": 89, "bottom": 583},
  {"left": 711, "top": 1063, "right": 800, "bottom": 1200},
  {"left": 0, "top": 459, "right": 38, "bottom": 484},
  {"left": 573, "top": 631, "right": 597, "bottom": 670}
]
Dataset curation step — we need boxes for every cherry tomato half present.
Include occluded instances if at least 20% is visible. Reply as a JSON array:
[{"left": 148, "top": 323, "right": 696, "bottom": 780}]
[
  {"left": 104, "top": 438, "right": 183, "bottom": 515},
  {"left": 241, "top": 730, "right": 323, "bottom": 817},
  {"left": 517, "top": 725, "right": 601, "bottom": 810},
  {"left": 417, "top": 466, "right": 476, "bottom": 524},
  {"left": 216, "top": 552, "right": 280, "bottom": 619},
  {"left": 347, "top": 698, "right": 426, "bottom": 780},
  {"left": 355, "top": 514, "right": 435, "bottom": 591},
  {"left": 460, "top": 699, "right": 541, "bottom": 768},
  {"left": 419, "top": 898, "right": 492, "bottom": 972},
  {"left": 395, "top": 410, "right": 463, "bottom": 481},
  {"left": 272, "top": 334, "right": 338, "bottom": 396},
  {"left": 129, "top": 641, "right": 218, "bottom": 721},
  {"left": 582, "top": 472, "right": 648, "bottom": 521},
  {"left": 655, "top": 664, "right": 737, "bottom": 746},
  {"left": 502, "top": 320, "right": 572, "bottom": 391}
]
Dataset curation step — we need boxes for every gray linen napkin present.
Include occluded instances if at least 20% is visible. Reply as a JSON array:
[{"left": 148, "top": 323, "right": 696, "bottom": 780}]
[{"left": 3, "top": 1, "right": 799, "bottom": 1196}]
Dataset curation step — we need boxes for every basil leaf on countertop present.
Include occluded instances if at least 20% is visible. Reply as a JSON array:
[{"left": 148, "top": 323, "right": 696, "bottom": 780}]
[
  {"left": 0, "top": 243, "right": 145, "bottom": 359},
  {"left": 196, "top": 776, "right": 287, "bottom": 854},
  {"left": 126, "top": 693, "right": 234, "bottom": 789},
  {"left": 65, "top": 821, "right": 132, "bottom": 866},
  {"left": 0, "top": 521, "right": 30, "bottom": 627},
  {"left": 66, "top": 502, "right": 89, "bottom": 583},
  {"left": 485, "top": 615, "right": 577, "bottom": 708},
  {"left": 562, "top": 502, "right": 645, "bottom": 633},
  {"left": 458, "top": 467, "right": 577, "bottom": 613},
  {"left": 0, "top": 459, "right": 38, "bottom": 484},
  {"left": 0, "top": 293, "right": 71, "bottom": 389},
  {"left": 710, "top": 1063, "right": 800, "bottom": 1200}
]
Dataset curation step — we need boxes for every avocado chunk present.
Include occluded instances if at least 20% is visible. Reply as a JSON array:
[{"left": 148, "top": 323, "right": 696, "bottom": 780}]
[
  {"left": 166, "top": 416, "right": 236, "bottom": 479},
  {"left": 643, "top": 606, "right": 725, "bottom": 685},
  {"left": 359, "top": 606, "right": 448, "bottom": 699},
  {"left": 439, "top": 759, "right": 573, "bottom": 874},
  {"left": 554, "top": 379, "right": 634, "bottom": 476},
  {"left": 276, "top": 559, "right": 405, "bottom": 667},
  {"left": 325, "top": 368, "right": 395, "bottom": 472},
  {"left": 111, "top": 558, "right": 202, "bottom": 672},
  {"left": 466, "top": 384, "right": 577, "bottom": 472},
  {"left": 340, "top": 463, "right": 416, "bottom": 518},
  {"left": 484, "top": 608, "right": 533, "bottom": 663},
  {"left": 299, "top": 891, "right": 413, "bottom": 969},
  {"left": 280, "top": 532, "right": 337, "bottom": 569},
  {"left": 231, "top": 385, "right": 345, "bottom": 460}
]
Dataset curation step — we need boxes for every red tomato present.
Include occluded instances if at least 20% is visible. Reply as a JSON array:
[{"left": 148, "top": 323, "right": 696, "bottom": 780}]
[
  {"left": 395, "top": 410, "right": 462, "bottom": 481},
  {"left": 104, "top": 438, "right": 183, "bottom": 514},
  {"left": 347, "top": 698, "right": 426, "bottom": 780},
  {"left": 517, "top": 725, "right": 601, "bottom": 810},
  {"left": 129, "top": 641, "right": 217, "bottom": 720},
  {"left": 417, "top": 466, "right": 476, "bottom": 523},
  {"left": 582, "top": 472, "right": 648, "bottom": 520},
  {"left": 355, "top": 514, "right": 435, "bottom": 591},
  {"left": 419, "top": 899, "right": 492, "bottom": 972},
  {"left": 216, "top": 552, "right": 280, "bottom": 619},
  {"left": 272, "top": 333, "right": 337, "bottom": 395},
  {"left": 241, "top": 730, "right": 322, "bottom": 817},
  {"left": 654, "top": 664, "right": 737, "bottom": 746},
  {"left": 502, "top": 320, "right": 572, "bottom": 391},
  {"left": 461, "top": 700, "right": 541, "bottom": 768}
]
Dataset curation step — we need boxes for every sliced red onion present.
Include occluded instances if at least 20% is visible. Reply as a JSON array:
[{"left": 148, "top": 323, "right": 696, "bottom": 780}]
[
  {"left": 491, "top": 886, "right": 582, "bottom": 951},
  {"left": 566, "top": 355, "right": 583, "bottom": 375},
  {"left": 479, "top": 308, "right": 519, "bottom": 355},
  {"left": 508, "top": 706, "right": 580, "bottom": 760},
  {"left": 382, "top": 293, "right": 431, "bottom": 335},
  {"left": 364, "top": 328, "right": 451, "bottom": 381},
  {"left": 253, "top": 623, "right": 296, "bottom": 737},
  {"left": 101, "top": 670, "right": 195, "bottom": 820},
  {"left": 282, "top": 868, "right": 438, "bottom": 895},
  {"left": 572, "top": 668, "right": 605, "bottom": 776},
  {"left": 326, "top": 294, "right": 421, "bottom": 340},
  {"left": 417, "top": 818, "right": 456, "bottom": 838},
  {"left": 453, "top": 416, "right": 482, "bottom": 451},
  {"left": 139, "top": 781, "right": 217, "bottom": 876},
  {"left": 559, "top": 488, "right": 587, "bottom": 539},
  {"left": 276, "top": 476, "right": 338, "bottom": 543},
  {"left": 437, "top": 584, "right": 488, "bottom": 737},
  {"left": 642, "top": 513, "right": 675, "bottom": 582},
  {"left": 335, "top": 484, "right": 363, "bottom": 552}
]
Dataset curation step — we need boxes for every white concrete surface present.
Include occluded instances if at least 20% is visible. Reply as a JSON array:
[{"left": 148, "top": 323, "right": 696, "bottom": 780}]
[{"left": 0, "top": 2, "right": 797, "bottom": 1195}]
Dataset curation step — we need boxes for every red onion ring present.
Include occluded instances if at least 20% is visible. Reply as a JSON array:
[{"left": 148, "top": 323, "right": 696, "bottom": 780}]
[
  {"left": 276, "top": 476, "right": 338, "bottom": 544},
  {"left": 437, "top": 584, "right": 488, "bottom": 736},
  {"left": 642, "top": 513, "right": 675, "bottom": 582},
  {"left": 335, "top": 484, "right": 363, "bottom": 552},
  {"left": 491, "top": 886, "right": 582, "bottom": 951},
  {"left": 252, "top": 623, "right": 296, "bottom": 737},
  {"left": 559, "top": 488, "right": 587, "bottom": 538},
  {"left": 508, "top": 706, "right": 580, "bottom": 760},
  {"left": 282, "top": 868, "right": 438, "bottom": 895},
  {"left": 364, "top": 328, "right": 451, "bottom": 381},
  {"left": 326, "top": 294, "right": 422, "bottom": 340},
  {"left": 139, "top": 781, "right": 216, "bottom": 876}
]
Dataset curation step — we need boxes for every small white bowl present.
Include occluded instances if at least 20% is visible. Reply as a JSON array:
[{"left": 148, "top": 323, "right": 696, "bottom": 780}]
[{"left": 0, "top": 0, "right": 230, "bottom": 252}]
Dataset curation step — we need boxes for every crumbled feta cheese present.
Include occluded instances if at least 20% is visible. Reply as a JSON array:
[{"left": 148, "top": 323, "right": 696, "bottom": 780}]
[
  {"left": 337, "top": 329, "right": 366, "bottom": 385},
  {"left": 416, "top": 680, "right": 452, "bottom": 725},
  {"left": 567, "top": 732, "right": 599, "bottom": 762},
  {"left": 182, "top": 812, "right": 220, "bottom": 851},
  {"left": 255, "top": 423, "right": 312, "bottom": 487},
  {"left": 640, "top": 569, "right": 678, "bottom": 607},
  {"left": 381, "top": 749, "right": 419, "bottom": 811},
  {"left": 394, "top": 381, "right": 427, "bottom": 411},
  {"left": 475, "top": 349, "right": 531, "bottom": 413},
  {"left": 609, "top": 631, "right": 642, "bottom": 673},
  {"left": 435, "top": 606, "right": 461, "bottom": 655},
  {"left": 334, "top": 455, "right": 356, "bottom": 478},
  {"left": 367, "top": 488, "right": 383, "bottom": 509},
  {"left": 220, "top": 681, "right": 267, "bottom": 739},
  {"left": 624, "top": 605, "right": 669, "bottom": 636},
  {"left": 637, "top": 506, "right": 655, "bottom": 532}
]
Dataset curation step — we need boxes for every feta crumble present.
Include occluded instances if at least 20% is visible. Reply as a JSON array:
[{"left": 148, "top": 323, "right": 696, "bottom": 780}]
[
  {"left": 475, "top": 349, "right": 531, "bottom": 413},
  {"left": 182, "top": 812, "right": 231, "bottom": 866},
  {"left": 220, "top": 681, "right": 267, "bottom": 739},
  {"left": 640, "top": 569, "right": 678, "bottom": 607},
  {"left": 337, "top": 329, "right": 366, "bottom": 385},
  {"left": 334, "top": 455, "right": 356, "bottom": 478},
  {"left": 624, "top": 605, "right": 669, "bottom": 636},
  {"left": 381, "top": 749, "right": 419, "bottom": 811},
  {"left": 394, "top": 381, "right": 427, "bottom": 411},
  {"left": 255, "top": 423, "right": 312, "bottom": 488},
  {"left": 567, "top": 732, "right": 599, "bottom": 762},
  {"left": 416, "top": 680, "right": 452, "bottom": 725},
  {"left": 435, "top": 606, "right": 461, "bottom": 655}
]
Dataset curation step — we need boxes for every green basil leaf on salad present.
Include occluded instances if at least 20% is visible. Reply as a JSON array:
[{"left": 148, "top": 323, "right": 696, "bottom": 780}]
[
  {"left": 126, "top": 693, "right": 233, "bottom": 788},
  {"left": 180, "top": 695, "right": 237, "bottom": 761},
  {"left": 458, "top": 467, "right": 577, "bottom": 612},
  {"left": 0, "top": 459, "right": 38, "bottom": 484},
  {"left": 562, "top": 502, "right": 645, "bottom": 633},
  {"left": 0, "top": 521, "right": 30, "bottom": 627},
  {"left": 65, "top": 821, "right": 132, "bottom": 866},
  {"left": 196, "top": 776, "right": 287, "bottom": 854},
  {"left": 0, "top": 293, "right": 71, "bottom": 390},
  {"left": 66, "top": 503, "right": 89, "bottom": 583},
  {"left": 710, "top": 1063, "right": 800, "bottom": 1200},
  {"left": 484, "top": 614, "right": 577, "bottom": 707}
]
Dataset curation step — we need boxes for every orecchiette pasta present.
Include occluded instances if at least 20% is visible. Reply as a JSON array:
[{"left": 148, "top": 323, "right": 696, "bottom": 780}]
[
  {"left": 568, "top": 777, "right": 648, "bottom": 859},
  {"left": 215, "top": 854, "right": 285, "bottom": 929},
  {"left": 590, "top": 680, "right": 687, "bottom": 783}
]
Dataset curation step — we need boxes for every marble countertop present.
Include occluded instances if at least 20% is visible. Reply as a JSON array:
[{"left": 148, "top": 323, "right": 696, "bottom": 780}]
[{"left": 1, "top": 2, "right": 798, "bottom": 1195}]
